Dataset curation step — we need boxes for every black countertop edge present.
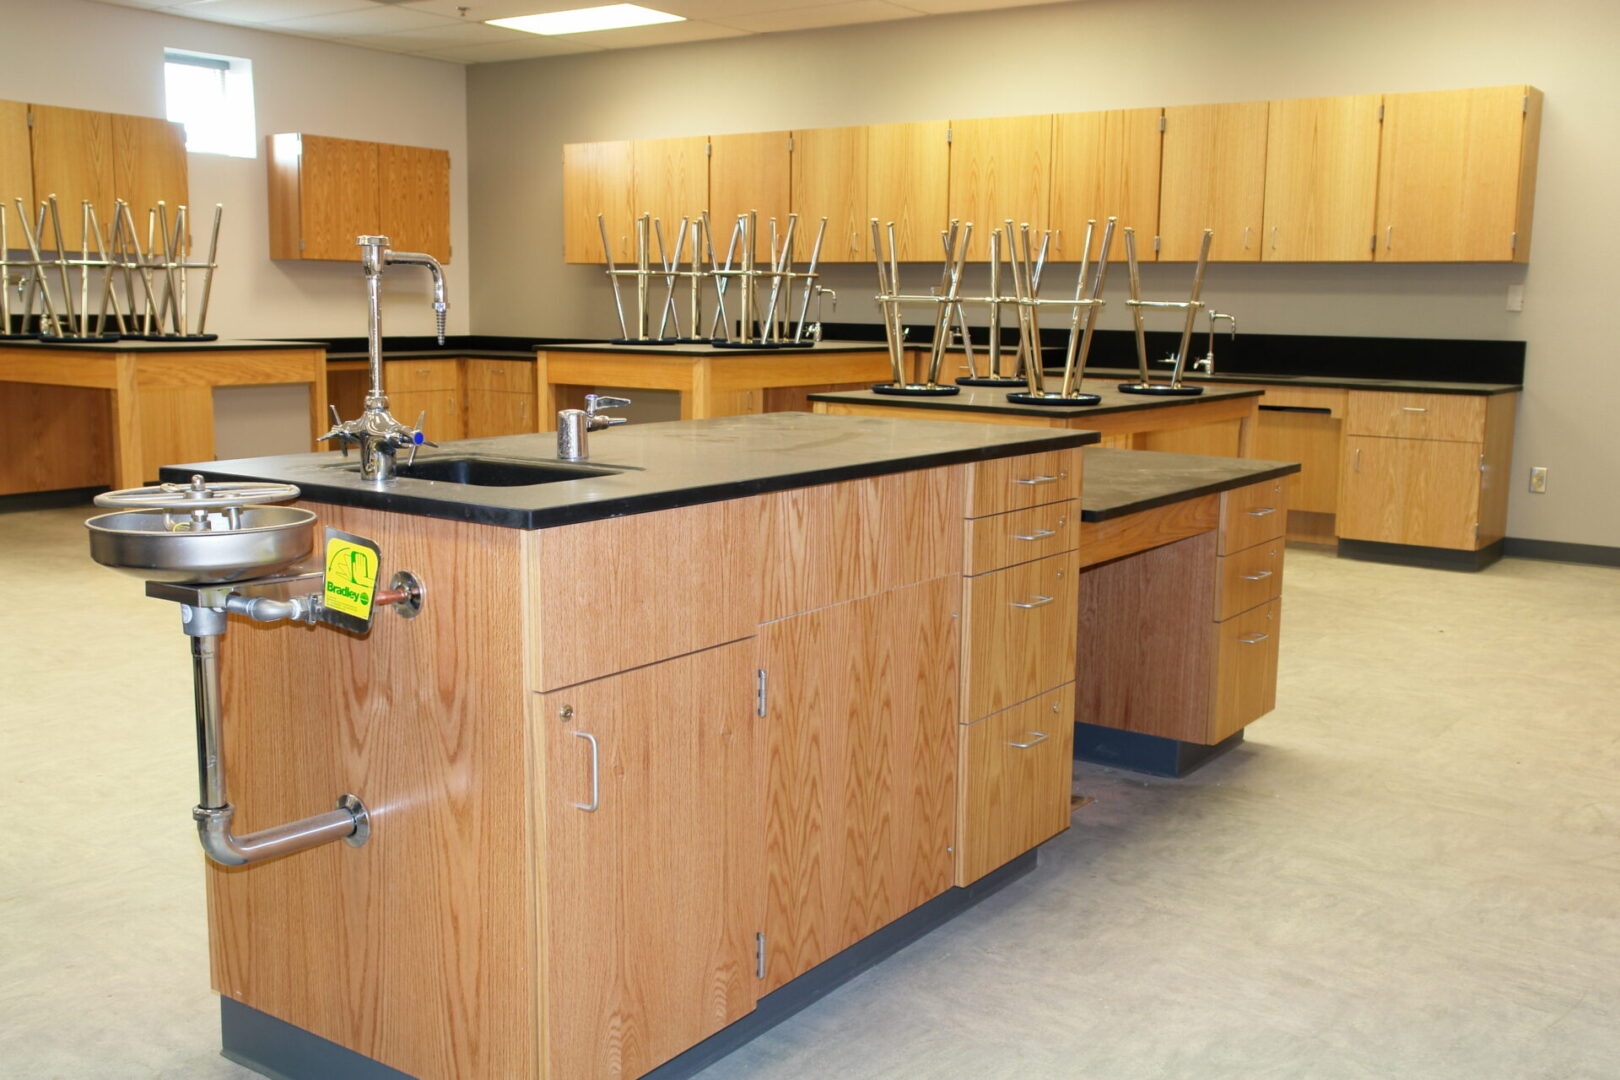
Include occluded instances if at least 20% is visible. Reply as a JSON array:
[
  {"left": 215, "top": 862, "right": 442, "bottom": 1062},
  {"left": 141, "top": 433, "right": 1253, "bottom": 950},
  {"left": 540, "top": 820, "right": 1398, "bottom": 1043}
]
[
  {"left": 281, "top": 335, "right": 591, "bottom": 354},
  {"left": 532, "top": 339, "right": 890, "bottom": 357},
  {"left": 808, "top": 385, "right": 1262, "bottom": 417},
  {"left": 1081, "top": 448, "right": 1301, "bottom": 522},
  {"left": 327, "top": 350, "right": 536, "bottom": 363},
  {"left": 0, "top": 337, "right": 319, "bottom": 353},
  {"left": 1064, "top": 366, "right": 1521, "bottom": 396}
]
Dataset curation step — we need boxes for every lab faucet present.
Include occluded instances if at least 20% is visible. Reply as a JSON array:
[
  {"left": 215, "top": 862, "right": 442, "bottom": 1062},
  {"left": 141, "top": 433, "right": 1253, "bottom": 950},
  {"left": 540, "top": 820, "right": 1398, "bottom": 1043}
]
[
  {"left": 558, "top": 394, "right": 630, "bottom": 461},
  {"left": 1193, "top": 311, "right": 1236, "bottom": 375},
  {"left": 320, "top": 235, "right": 449, "bottom": 483}
]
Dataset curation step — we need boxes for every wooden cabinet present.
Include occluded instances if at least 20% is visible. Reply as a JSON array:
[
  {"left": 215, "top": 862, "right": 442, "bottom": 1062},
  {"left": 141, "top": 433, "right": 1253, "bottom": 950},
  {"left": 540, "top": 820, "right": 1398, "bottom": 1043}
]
[
  {"left": 964, "top": 447, "right": 1081, "bottom": 517},
  {"left": 540, "top": 641, "right": 760, "bottom": 1080},
  {"left": 709, "top": 131, "right": 791, "bottom": 242},
  {"left": 1159, "top": 101, "right": 1268, "bottom": 262},
  {"left": 464, "top": 358, "right": 537, "bottom": 438},
  {"left": 1262, "top": 94, "right": 1381, "bottom": 262},
  {"left": 112, "top": 114, "right": 188, "bottom": 225},
  {"left": 1211, "top": 597, "right": 1281, "bottom": 743},
  {"left": 29, "top": 104, "right": 114, "bottom": 245},
  {"left": 1376, "top": 86, "right": 1542, "bottom": 263},
  {"left": 268, "top": 133, "right": 450, "bottom": 263},
  {"left": 867, "top": 120, "right": 949, "bottom": 262},
  {"left": 957, "top": 684, "right": 1074, "bottom": 886},
  {"left": 631, "top": 136, "right": 708, "bottom": 238},
  {"left": 947, "top": 114, "right": 1051, "bottom": 261},
  {"left": 1218, "top": 474, "right": 1287, "bottom": 554},
  {"left": 962, "top": 550, "right": 1078, "bottom": 722},
  {"left": 1049, "top": 107, "right": 1162, "bottom": 262},
  {"left": 388, "top": 389, "right": 461, "bottom": 442},
  {"left": 0, "top": 100, "right": 32, "bottom": 210},
  {"left": 791, "top": 125, "right": 867, "bottom": 262},
  {"left": 563, "top": 140, "right": 633, "bottom": 263}
]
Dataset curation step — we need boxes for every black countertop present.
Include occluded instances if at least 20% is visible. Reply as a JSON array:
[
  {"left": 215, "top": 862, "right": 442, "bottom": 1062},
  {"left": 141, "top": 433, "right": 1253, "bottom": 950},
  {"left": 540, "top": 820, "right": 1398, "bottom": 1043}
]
[
  {"left": 809, "top": 383, "right": 1263, "bottom": 418},
  {"left": 1082, "top": 448, "right": 1300, "bottom": 522},
  {"left": 1069, "top": 366, "right": 1520, "bottom": 396},
  {"left": 160, "top": 412, "right": 1100, "bottom": 530},
  {"left": 0, "top": 338, "right": 318, "bottom": 353},
  {"left": 535, "top": 340, "right": 889, "bottom": 357}
]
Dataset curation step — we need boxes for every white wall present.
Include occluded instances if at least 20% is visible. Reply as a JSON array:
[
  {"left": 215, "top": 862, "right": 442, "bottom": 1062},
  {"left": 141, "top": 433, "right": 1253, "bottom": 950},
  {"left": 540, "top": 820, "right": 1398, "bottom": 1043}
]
[
  {"left": 0, "top": 0, "right": 471, "bottom": 341},
  {"left": 466, "top": 0, "right": 1620, "bottom": 549}
]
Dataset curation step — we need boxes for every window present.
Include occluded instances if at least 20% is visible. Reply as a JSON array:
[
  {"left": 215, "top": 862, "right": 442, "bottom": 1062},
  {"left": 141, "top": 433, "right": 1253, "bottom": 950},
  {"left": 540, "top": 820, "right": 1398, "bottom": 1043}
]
[{"left": 163, "top": 49, "right": 255, "bottom": 158}]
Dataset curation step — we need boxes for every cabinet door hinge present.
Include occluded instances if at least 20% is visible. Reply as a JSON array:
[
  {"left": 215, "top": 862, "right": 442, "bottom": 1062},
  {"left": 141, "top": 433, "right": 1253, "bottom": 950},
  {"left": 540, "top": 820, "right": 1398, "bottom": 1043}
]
[
  {"left": 1371, "top": 233, "right": 1378, "bottom": 253},
  {"left": 786, "top": 136, "right": 794, "bottom": 153},
  {"left": 1377, "top": 103, "right": 1385, "bottom": 122},
  {"left": 945, "top": 127, "right": 953, "bottom": 145},
  {"left": 26, "top": 108, "right": 33, "bottom": 127},
  {"left": 1157, "top": 114, "right": 1166, "bottom": 133},
  {"left": 1152, "top": 235, "right": 1161, "bottom": 253},
  {"left": 1510, "top": 231, "right": 1518, "bottom": 253},
  {"left": 755, "top": 669, "right": 767, "bottom": 718},
  {"left": 705, "top": 141, "right": 712, "bottom": 157},
  {"left": 755, "top": 932, "right": 766, "bottom": 980},
  {"left": 1523, "top": 94, "right": 1530, "bottom": 114},
  {"left": 298, "top": 238, "right": 305, "bottom": 252}
]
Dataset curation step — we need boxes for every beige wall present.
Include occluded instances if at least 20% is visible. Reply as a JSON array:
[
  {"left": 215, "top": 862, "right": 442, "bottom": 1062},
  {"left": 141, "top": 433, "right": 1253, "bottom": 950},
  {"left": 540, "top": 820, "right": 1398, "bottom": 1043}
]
[{"left": 466, "top": 0, "right": 1620, "bottom": 548}]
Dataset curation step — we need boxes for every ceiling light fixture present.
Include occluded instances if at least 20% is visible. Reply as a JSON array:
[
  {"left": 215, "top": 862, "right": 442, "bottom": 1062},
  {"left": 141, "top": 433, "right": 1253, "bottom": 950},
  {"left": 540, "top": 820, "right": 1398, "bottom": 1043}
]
[{"left": 488, "top": 4, "right": 685, "bottom": 35}]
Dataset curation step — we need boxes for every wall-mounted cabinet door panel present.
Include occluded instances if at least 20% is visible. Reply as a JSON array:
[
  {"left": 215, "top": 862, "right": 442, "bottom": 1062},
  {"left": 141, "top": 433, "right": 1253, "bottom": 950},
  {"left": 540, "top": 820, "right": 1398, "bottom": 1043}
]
[
  {"left": 1, "top": 100, "right": 35, "bottom": 211},
  {"left": 709, "top": 130, "right": 791, "bottom": 251},
  {"left": 867, "top": 120, "right": 949, "bottom": 262},
  {"left": 562, "top": 140, "right": 633, "bottom": 264},
  {"left": 380, "top": 143, "right": 450, "bottom": 263},
  {"left": 791, "top": 125, "right": 867, "bottom": 262},
  {"left": 112, "top": 114, "right": 188, "bottom": 227},
  {"left": 1262, "top": 94, "right": 1380, "bottom": 262},
  {"left": 1376, "top": 85, "right": 1535, "bottom": 263},
  {"left": 947, "top": 114, "right": 1051, "bottom": 262},
  {"left": 1160, "top": 101, "right": 1267, "bottom": 262},
  {"left": 30, "top": 104, "right": 114, "bottom": 248},
  {"left": 631, "top": 136, "right": 708, "bottom": 239},
  {"left": 1050, "top": 107, "right": 1162, "bottom": 262},
  {"left": 297, "top": 134, "right": 380, "bottom": 262}
]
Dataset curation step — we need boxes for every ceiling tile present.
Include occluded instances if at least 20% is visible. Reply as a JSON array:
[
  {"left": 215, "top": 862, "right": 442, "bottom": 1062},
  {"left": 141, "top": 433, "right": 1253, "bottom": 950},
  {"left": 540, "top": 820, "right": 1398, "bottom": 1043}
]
[
  {"left": 342, "top": 20, "right": 522, "bottom": 50},
  {"left": 168, "top": 0, "right": 372, "bottom": 22},
  {"left": 573, "top": 18, "right": 748, "bottom": 48},
  {"left": 409, "top": 36, "right": 604, "bottom": 61},
  {"left": 399, "top": 0, "right": 616, "bottom": 18},
  {"left": 652, "top": 0, "right": 842, "bottom": 17},
  {"left": 895, "top": 0, "right": 1076, "bottom": 12},
  {"left": 712, "top": 0, "right": 919, "bottom": 32},
  {"left": 265, "top": 5, "right": 462, "bottom": 34}
]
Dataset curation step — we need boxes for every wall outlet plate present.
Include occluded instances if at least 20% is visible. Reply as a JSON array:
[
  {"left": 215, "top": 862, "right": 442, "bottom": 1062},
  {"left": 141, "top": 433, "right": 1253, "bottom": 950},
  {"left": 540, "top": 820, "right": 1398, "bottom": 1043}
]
[
  {"left": 1507, "top": 284, "right": 1525, "bottom": 312},
  {"left": 1529, "top": 466, "right": 1548, "bottom": 493}
]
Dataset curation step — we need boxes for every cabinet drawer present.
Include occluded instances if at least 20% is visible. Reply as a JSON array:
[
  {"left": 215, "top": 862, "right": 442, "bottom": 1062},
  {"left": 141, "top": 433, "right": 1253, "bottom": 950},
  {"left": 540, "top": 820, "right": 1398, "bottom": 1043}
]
[
  {"left": 956, "top": 684, "right": 1074, "bottom": 886},
  {"left": 964, "top": 449, "right": 1082, "bottom": 518},
  {"left": 963, "top": 550, "right": 1077, "bottom": 720},
  {"left": 1212, "top": 598, "right": 1280, "bottom": 743},
  {"left": 464, "top": 358, "right": 532, "bottom": 392},
  {"left": 1345, "top": 391, "right": 1484, "bottom": 442},
  {"left": 964, "top": 500, "right": 1077, "bottom": 575},
  {"left": 1218, "top": 477, "right": 1287, "bottom": 555},
  {"left": 385, "top": 359, "right": 459, "bottom": 392},
  {"left": 1215, "top": 540, "right": 1284, "bottom": 621}
]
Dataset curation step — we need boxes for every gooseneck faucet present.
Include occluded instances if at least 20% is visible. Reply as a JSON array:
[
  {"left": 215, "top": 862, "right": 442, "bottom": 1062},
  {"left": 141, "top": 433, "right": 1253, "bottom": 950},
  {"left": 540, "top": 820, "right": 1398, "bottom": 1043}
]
[{"left": 320, "top": 235, "right": 448, "bottom": 483}]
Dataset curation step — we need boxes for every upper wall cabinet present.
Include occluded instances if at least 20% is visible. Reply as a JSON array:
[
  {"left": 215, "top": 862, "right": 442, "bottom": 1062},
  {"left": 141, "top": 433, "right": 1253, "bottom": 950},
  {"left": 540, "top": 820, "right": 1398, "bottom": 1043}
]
[
  {"left": 709, "top": 131, "right": 791, "bottom": 247},
  {"left": 1049, "top": 107, "right": 1162, "bottom": 262},
  {"left": 1375, "top": 85, "right": 1542, "bottom": 263},
  {"left": 268, "top": 133, "right": 450, "bottom": 263},
  {"left": 113, "top": 115, "right": 189, "bottom": 228},
  {"left": 947, "top": 115, "right": 1051, "bottom": 261},
  {"left": 1159, "top": 101, "right": 1268, "bottom": 263},
  {"left": 867, "top": 120, "right": 949, "bottom": 262},
  {"left": 24, "top": 102, "right": 186, "bottom": 249},
  {"left": 563, "top": 140, "right": 632, "bottom": 264},
  {"left": 630, "top": 136, "right": 708, "bottom": 241},
  {"left": 1, "top": 101, "right": 35, "bottom": 212},
  {"left": 790, "top": 125, "right": 867, "bottom": 262},
  {"left": 1262, "top": 94, "right": 1382, "bottom": 262}
]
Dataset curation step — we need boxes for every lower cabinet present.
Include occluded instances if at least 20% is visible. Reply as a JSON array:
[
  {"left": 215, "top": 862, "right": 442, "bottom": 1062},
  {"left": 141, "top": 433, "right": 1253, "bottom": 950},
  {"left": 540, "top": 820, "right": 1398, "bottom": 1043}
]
[
  {"left": 389, "top": 388, "right": 464, "bottom": 442},
  {"left": 957, "top": 684, "right": 1074, "bottom": 886},
  {"left": 1211, "top": 597, "right": 1281, "bottom": 743},
  {"left": 539, "top": 641, "right": 760, "bottom": 1080},
  {"left": 1338, "top": 434, "right": 1485, "bottom": 549},
  {"left": 466, "top": 388, "right": 536, "bottom": 438}
]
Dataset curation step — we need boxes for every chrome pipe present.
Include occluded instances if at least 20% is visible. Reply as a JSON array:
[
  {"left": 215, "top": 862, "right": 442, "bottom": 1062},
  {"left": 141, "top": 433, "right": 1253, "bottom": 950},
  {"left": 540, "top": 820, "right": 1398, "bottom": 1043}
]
[
  {"left": 174, "top": 205, "right": 190, "bottom": 336},
  {"left": 924, "top": 219, "right": 959, "bottom": 385},
  {"left": 792, "top": 216, "right": 827, "bottom": 343},
  {"left": 1, "top": 203, "right": 10, "bottom": 332},
  {"left": 48, "top": 196, "right": 78, "bottom": 336},
  {"left": 987, "top": 228, "right": 1003, "bottom": 378},
  {"left": 156, "top": 202, "right": 181, "bottom": 336},
  {"left": 14, "top": 198, "right": 59, "bottom": 337},
  {"left": 121, "top": 203, "right": 161, "bottom": 339},
  {"left": 1169, "top": 229, "right": 1214, "bottom": 388},
  {"left": 762, "top": 213, "right": 796, "bottom": 342},
  {"left": 872, "top": 218, "right": 907, "bottom": 385},
  {"left": 635, "top": 213, "right": 650, "bottom": 340},
  {"left": 688, "top": 219, "right": 704, "bottom": 342},
  {"left": 597, "top": 213, "right": 629, "bottom": 339},
  {"left": 1124, "top": 228, "right": 1151, "bottom": 385},
  {"left": 195, "top": 204, "right": 223, "bottom": 336},
  {"left": 1058, "top": 219, "right": 1098, "bottom": 398},
  {"left": 709, "top": 216, "right": 741, "bottom": 340},
  {"left": 79, "top": 201, "right": 92, "bottom": 338},
  {"left": 1015, "top": 223, "right": 1047, "bottom": 396},
  {"left": 927, "top": 221, "right": 971, "bottom": 387},
  {"left": 1067, "top": 217, "right": 1117, "bottom": 397}
]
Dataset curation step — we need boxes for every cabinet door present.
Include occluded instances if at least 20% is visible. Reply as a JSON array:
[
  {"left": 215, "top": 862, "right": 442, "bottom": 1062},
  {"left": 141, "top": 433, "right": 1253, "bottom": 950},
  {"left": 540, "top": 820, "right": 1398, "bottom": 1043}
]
[
  {"left": 1262, "top": 95, "right": 1380, "bottom": 262},
  {"left": 465, "top": 389, "right": 534, "bottom": 438},
  {"left": 709, "top": 131, "right": 791, "bottom": 248},
  {"left": 563, "top": 140, "right": 633, "bottom": 264},
  {"left": 947, "top": 114, "right": 1051, "bottom": 261},
  {"left": 298, "top": 134, "right": 379, "bottom": 261},
  {"left": 540, "top": 641, "right": 760, "bottom": 1080},
  {"left": 1253, "top": 408, "right": 1340, "bottom": 515},
  {"left": 1, "top": 100, "right": 35, "bottom": 210},
  {"left": 1160, "top": 101, "right": 1268, "bottom": 262},
  {"left": 380, "top": 143, "right": 450, "bottom": 263},
  {"left": 1050, "top": 107, "right": 1162, "bottom": 262},
  {"left": 1211, "top": 598, "right": 1280, "bottom": 743},
  {"left": 759, "top": 576, "right": 958, "bottom": 992},
  {"left": 1376, "top": 86, "right": 1534, "bottom": 263},
  {"left": 867, "top": 120, "right": 949, "bottom": 261},
  {"left": 389, "top": 388, "right": 462, "bottom": 442},
  {"left": 791, "top": 125, "right": 867, "bottom": 262},
  {"left": 112, "top": 114, "right": 188, "bottom": 227},
  {"left": 29, "top": 104, "right": 114, "bottom": 248},
  {"left": 957, "top": 684, "right": 1074, "bottom": 886},
  {"left": 631, "top": 136, "right": 707, "bottom": 238},
  {"left": 1339, "top": 436, "right": 1482, "bottom": 549}
]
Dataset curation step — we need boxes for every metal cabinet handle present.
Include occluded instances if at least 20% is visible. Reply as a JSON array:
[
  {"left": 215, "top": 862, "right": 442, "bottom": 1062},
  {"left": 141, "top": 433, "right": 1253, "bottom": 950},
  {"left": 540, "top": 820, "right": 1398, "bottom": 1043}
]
[
  {"left": 1010, "top": 595, "right": 1054, "bottom": 609},
  {"left": 1386, "top": 225, "right": 1393, "bottom": 252},
  {"left": 1012, "top": 528, "right": 1056, "bottom": 541},
  {"left": 1246, "top": 507, "right": 1276, "bottom": 517},
  {"left": 1270, "top": 226, "right": 1278, "bottom": 250},
  {"left": 1007, "top": 730, "right": 1049, "bottom": 749},
  {"left": 1239, "top": 632, "right": 1270, "bottom": 645},
  {"left": 1243, "top": 225, "right": 1251, "bottom": 250},
  {"left": 572, "top": 731, "right": 599, "bottom": 812},
  {"left": 1014, "top": 473, "right": 1063, "bottom": 486},
  {"left": 1355, "top": 448, "right": 1362, "bottom": 472},
  {"left": 491, "top": 367, "right": 505, "bottom": 375},
  {"left": 1240, "top": 569, "right": 1273, "bottom": 581},
  {"left": 1401, "top": 406, "right": 1428, "bottom": 413}
]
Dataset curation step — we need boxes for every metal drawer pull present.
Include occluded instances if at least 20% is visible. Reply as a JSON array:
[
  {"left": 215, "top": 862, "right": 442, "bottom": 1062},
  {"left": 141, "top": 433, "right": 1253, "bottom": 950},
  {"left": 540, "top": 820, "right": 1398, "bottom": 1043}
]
[
  {"left": 1240, "top": 569, "right": 1274, "bottom": 581},
  {"left": 1401, "top": 406, "right": 1429, "bottom": 413},
  {"left": 572, "top": 731, "right": 599, "bottom": 812},
  {"left": 1007, "top": 731, "right": 1049, "bottom": 749},
  {"left": 1246, "top": 507, "right": 1276, "bottom": 517},
  {"left": 1238, "top": 632, "right": 1270, "bottom": 645},
  {"left": 1012, "top": 528, "right": 1057, "bottom": 541},
  {"left": 1010, "top": 595, "right": 1054, "bottom": 609},
  {"left": 1014, "top": 474, "right": 1062, "bottom": 486}
]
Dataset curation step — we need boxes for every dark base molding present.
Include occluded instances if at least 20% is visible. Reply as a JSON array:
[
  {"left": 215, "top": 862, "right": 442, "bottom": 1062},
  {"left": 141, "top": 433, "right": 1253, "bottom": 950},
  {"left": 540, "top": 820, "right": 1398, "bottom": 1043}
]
[
  {"left": 1503, "top": 537, "right": 1620, "bottom": 568},
  {"left": 0, "top": 486, "right": 107, "bottom": 512},
  {"left": 220, "top": 850, "right": 1040, "bottom": 1080},
  {"left": 1075, "top": 723, "right": 1244, "bottom": 778},
  {"left": 1337, "top": 537, "right": 1504, "bottom": 572}
]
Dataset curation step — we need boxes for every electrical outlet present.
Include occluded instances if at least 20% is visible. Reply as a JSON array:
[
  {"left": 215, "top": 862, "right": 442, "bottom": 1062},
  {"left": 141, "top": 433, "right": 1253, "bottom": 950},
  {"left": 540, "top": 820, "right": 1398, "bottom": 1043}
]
[
  {"left": 1529, "top": 466, "right": 1548, "bottom": 493},
  {"left": 1507, "top": 284, "right": 1525, "bottom": 312}
]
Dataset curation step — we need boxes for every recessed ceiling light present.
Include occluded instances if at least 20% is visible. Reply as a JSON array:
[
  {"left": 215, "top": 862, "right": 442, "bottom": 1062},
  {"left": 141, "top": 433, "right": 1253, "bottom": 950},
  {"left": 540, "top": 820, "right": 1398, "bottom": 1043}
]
[{"left": 488, "top": 4, "right": 685, "bottom": 36}]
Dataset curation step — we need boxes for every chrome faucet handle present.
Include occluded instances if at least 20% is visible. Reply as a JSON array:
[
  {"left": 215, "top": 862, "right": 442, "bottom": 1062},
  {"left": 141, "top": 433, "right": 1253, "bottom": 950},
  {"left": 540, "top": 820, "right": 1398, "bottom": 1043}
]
[{"left": 585, "top": 394, "right": 631, "bottom": 429}]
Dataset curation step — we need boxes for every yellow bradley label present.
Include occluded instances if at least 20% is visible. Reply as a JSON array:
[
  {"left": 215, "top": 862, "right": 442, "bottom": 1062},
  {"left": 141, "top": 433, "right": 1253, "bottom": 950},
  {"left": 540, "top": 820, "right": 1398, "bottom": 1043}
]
[{"left": 323, "top": 531, "right": 380, "bottom": 627}]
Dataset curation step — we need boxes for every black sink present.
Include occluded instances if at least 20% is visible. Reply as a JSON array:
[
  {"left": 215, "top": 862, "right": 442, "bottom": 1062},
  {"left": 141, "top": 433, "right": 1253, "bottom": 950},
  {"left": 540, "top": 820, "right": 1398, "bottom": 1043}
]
[{"left": 384, "top": 456, "right": 619, "bottom": 487}]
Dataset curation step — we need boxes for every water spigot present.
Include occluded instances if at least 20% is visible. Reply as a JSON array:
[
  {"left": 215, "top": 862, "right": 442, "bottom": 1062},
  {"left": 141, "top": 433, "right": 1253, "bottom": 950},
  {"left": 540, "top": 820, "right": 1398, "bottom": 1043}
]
[{"left": 559, "top": 394, "right": 632, "bottom": 461}]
